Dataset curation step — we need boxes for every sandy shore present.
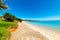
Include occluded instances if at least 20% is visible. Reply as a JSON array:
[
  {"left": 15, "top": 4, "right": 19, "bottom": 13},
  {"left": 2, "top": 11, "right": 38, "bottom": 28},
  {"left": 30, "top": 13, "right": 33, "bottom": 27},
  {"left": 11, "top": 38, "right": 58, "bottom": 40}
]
[{"left": 10, "top": 21, "right": 60, "bottom": 40}]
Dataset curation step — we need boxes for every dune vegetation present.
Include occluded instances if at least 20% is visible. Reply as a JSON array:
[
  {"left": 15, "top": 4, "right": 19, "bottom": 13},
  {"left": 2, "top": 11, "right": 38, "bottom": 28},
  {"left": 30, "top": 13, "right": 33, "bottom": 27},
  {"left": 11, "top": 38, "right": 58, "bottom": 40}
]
[
  {"left": 0, "top": 20, "right": 18, "bottom": 29},
  {"left": 0, "top": 0, "right": 22, "bottom": 40},
  {"left": 0, "top": 13, "right": 22, "bottom": 40},
  {"left": 0, "top": 28, "right": 11, "bottom": 40}
]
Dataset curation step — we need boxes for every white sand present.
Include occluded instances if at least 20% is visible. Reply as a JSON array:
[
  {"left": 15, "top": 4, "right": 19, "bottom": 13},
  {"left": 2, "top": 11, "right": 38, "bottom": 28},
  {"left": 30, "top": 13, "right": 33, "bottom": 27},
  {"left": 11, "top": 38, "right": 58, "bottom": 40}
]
[
  {"left": 23, "top": 21, "right": 60, "bottom": 40},
  {"left": 10, "top": 21, "right": 60, "bottom": 40},
  {"left": 10, "top": 22, "right": 48, "bottom": 40}
]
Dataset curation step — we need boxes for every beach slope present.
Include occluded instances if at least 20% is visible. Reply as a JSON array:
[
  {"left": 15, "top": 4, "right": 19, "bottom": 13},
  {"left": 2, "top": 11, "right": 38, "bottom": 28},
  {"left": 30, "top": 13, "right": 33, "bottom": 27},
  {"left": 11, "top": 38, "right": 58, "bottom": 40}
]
[
  {"left": 10, "top": 21, "right": 60, "bottom": 40},
  {"left": 23, "top": 21, "right": 60, "bottom": 40},
  {"left": 10, "top": 22, "right": 48, "bottom": 40}
]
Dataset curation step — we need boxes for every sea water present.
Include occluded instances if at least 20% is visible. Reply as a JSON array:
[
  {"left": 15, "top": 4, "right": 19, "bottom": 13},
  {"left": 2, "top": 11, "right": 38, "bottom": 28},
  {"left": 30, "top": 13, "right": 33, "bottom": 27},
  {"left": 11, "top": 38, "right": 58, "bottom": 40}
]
[{"left": 27, "top": 20, "right": 60, "bottom": 32}]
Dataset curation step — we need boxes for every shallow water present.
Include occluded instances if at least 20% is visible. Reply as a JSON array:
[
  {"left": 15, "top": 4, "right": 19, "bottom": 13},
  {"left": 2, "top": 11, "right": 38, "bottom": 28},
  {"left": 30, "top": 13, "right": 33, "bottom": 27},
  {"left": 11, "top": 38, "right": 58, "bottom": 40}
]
[{"left": 27, "top": 20, "right": 60, "bottom": 32}]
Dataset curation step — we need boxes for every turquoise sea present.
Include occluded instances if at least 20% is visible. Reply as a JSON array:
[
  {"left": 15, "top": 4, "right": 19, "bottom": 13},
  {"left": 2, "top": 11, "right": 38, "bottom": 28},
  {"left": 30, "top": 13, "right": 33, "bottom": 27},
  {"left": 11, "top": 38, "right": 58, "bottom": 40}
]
[{"left": 27, "top": 20, "right": 60, "bottom": 32}]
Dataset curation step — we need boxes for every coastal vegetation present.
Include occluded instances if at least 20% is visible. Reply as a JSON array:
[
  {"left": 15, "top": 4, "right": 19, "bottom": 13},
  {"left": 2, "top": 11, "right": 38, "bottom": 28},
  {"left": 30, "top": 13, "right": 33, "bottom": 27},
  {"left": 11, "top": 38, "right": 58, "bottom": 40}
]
[
  {"left": 0, "top": 28, "right": 11, "bottom": 40},
  {"left": 3, "top": 12, "right": 16, "bottom": 22},
  {"left": 0, "top": 12, "right": 22, "bottom": 40},
  {"left": 0, "top": 20, "right": 18, "bottom": 29},
  {"left": 0, "top": 0, "right": 11, "bottom": 40},
  {"left": 0, "top": 0, "right": 22, "bottom": 40}
]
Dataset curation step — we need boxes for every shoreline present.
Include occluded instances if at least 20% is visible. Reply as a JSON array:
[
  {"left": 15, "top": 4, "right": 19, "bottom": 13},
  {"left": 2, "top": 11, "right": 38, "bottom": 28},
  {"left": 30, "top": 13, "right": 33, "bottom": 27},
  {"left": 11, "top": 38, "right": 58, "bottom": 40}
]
[
  {"left": 22, "top": 21, "right": 60, "bottom": 40},
  {"left": 26, "top": 21, "right": 60, "bottom": 33},
  {"left": 10, "top": 21, "right": 60, "bottom": 40},
  {"left": 10, "top": 21, "right": 48, "bottom": 40}
]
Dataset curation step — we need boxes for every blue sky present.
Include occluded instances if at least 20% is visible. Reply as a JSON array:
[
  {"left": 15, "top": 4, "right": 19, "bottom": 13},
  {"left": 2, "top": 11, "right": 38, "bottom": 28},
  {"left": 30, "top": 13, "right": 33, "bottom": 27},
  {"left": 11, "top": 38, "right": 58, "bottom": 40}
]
[{"left": 1, "top": 0, "right": 60, "bottom": 20}]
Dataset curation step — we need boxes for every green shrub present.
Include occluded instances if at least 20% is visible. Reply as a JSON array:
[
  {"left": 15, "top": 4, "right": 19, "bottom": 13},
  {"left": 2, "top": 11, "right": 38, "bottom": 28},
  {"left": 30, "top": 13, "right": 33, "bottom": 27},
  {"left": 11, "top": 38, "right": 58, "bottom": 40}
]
[
  {"left": 3, "top": 12, "right": 16, "bottom": 22},
  {"left": 16, "top": 18, "right": 22, "bottom": 22},
  {"left": 0, "top": 20, "right": 18, "bottom": 29},
  {"left": 0, "top": 28, "right": 11, "bottom": 40}
]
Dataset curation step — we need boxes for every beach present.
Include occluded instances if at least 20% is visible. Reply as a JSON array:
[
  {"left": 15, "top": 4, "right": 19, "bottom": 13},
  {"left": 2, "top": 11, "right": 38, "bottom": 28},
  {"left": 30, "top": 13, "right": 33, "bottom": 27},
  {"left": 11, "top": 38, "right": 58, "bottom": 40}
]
[{"left": 10, "top": 21, "right": 60, "bottom": 40}]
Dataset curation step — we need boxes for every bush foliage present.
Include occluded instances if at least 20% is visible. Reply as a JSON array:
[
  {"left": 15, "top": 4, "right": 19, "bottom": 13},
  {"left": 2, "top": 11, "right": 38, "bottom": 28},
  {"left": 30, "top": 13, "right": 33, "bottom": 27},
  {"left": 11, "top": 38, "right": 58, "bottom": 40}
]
[
  {"left": 16, "top": 18, "right": 22, "bottom": 22},
  {"left": 3, "top": 12, "right": 16, "bottom": 22},
  {"left": 0, "top": 28, "right": 11, "bottom": 40}
]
